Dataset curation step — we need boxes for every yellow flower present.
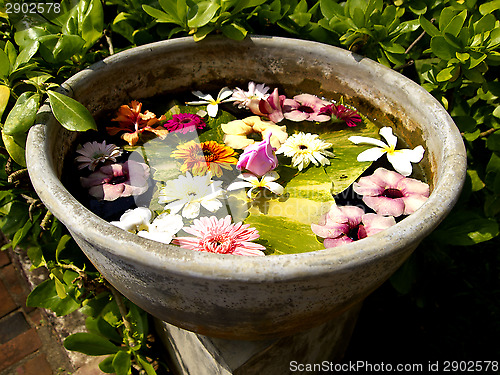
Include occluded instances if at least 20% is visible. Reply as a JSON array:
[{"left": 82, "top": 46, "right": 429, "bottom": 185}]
[
  {"left": 221, "top": 116, "right": 288, "bottom": 150},
  {"left": 171, "top": 140, "right": 238, "bottom": 177}
]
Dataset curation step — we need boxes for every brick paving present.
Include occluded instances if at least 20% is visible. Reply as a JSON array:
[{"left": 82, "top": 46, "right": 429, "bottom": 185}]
[{"left": 0, "top": 248, "right": 105, "bottom": 375}]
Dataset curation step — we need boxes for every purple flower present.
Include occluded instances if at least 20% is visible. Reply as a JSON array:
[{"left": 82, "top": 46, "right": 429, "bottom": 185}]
[
  {"left": 282, "top": 94, "right": 330, "bottom": 122},
  {"left": 254, "top": 88, "right": 286, "bottom": 123},
  {"left": 236, "top": 132, "right": 278, "bottom": 176},
  {"left": 164, "top": 113, "right": 206, "bottom": 134},
  {"left": 319, "top": 103, "right": 362, "bottom": 127},
  {"left": 80, "top": 160, "right": 150, "bottom": 201},
  {"left": 311, "top": 205, "right": 396, "bottom": 248},
  {"left": 353, "top": 167, "right": 430, "bottom": 217}
]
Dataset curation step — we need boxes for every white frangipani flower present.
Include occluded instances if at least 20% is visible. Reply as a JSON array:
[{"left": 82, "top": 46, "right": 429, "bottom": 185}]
[
  {"left": 158, "top": 172, "right": 224, "bottom": 219},
  {"left": 137, "top": 212, "right": 184, "bottom": 244},
  {"left": 227, "top": 171, "right": 284, "bottom": 198},
  {"left": 110, "top": 207, "right": 152, "bottom": 232},
  {"left": 348, "top": 127, "right": 425, "bottom": 176},
  {"left": 231, "top": 81, "right": 270, "bottom": 109},
  {"left": 276, "top": 132, "right": 335, "bottom": 171},
  {"left": 186, "top": 87, "right": 234, "bottom": 117}
]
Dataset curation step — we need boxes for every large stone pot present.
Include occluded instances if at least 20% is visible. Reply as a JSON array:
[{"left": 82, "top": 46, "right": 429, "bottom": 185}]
[{"left": 26, "top": 36, "right": 466, "bottom": 340}]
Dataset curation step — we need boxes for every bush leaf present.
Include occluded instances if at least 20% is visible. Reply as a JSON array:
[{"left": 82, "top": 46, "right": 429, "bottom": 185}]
[
  {"left": 64, "top": 332, "right": 120, "bottom": 355},
  {"left": 47, "top": 90, "right": 97, "bottom": 131}
]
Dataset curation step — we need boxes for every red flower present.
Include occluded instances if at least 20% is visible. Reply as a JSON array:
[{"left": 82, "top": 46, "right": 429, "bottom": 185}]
[{"left": 320, "top": 104, "right": 362, "bottom": 127}]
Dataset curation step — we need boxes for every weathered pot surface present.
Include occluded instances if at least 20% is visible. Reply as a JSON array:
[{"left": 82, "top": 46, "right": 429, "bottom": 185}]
[{"left": 26, "top": 36, "right": 466, "bottom": 340}]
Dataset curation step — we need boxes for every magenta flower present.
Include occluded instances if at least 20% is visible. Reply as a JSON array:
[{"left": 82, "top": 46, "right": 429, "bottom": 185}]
[
  {"left": 236, "top": 132, "right": 278, "bottom": 176},
  {"left": 253, "top": 88, "right": 286, "bottom": 123},
  {"left": 80, "top": 160, "right": 150, "bottom": 201},
  {"left": 174, "top": 215, "right": 266, "bottom": 256},
  {"left": 353, "top": 167, "right": 430, "bottom": 217},
  {"left": 319, "top": 103, "right": 362, "bottom": 127},
  {"left": 311, "top": 205, "right": 396, "bottom": 248},
  {"left": 282, "top": 94, "right": 330, "bottom": 122},
  {"left": 164, "top": 113, "right": 207, "bottom": 134}
]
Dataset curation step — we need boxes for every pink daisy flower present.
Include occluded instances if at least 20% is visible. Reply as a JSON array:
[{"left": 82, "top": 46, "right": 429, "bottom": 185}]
[
  {"left": 164, "top": 113, "right": 207, "bottom": 134},
  {"left": 173, "top": 215, "right": 266, "bottom": 256},
  {"left": 319, "top": 103, "right": 362, "bottom": 127},
  {"left": 353, "top": 167, "right": 430, "bottom": 217}
]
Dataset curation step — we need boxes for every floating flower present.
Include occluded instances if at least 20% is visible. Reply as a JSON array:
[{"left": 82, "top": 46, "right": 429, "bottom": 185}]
[
  {"left": 171, "top": 140, "right": 238, "bottom": 178},
  {"left": 276, "top": 132, "right": 335, "bottom": 171},
  {"left": 311, "top": 204, "right": 396, "bottom": 248},
  {"left": 137, "top": 212, "right": 184, "bottom": 244},
  {"left": 186, "top": 87, "right": 234, "bottom": 117},
  {"left": 319, "top": 103, "right": 362, "bottom": 127},
  {"left": 158, "top": 172, "right": 224, "bottom": 219},
  {"left": 75, "top": 141, "right": 122, "bottom": 171},
  {"left": 110, "top": 207, "right": 152, "bottom": 232},
  {"left": 253, "top": 88, "right": 286, "bottom": 123},
  {"left": 353, "top": 167, "right": 430, "bottom": 217},
  {"left": 236, "top": 132, "right": 278, "bottom": 177},
  {"left": 231, "top": 81, "right": 270, "bottom": 110},
  {"left": 106, "top": 100, "right": 167, "bottom": 146},
  {"left": 174, "top": 215, "right": 266, "bottom": 256},
  {"left": 164, "top": 113, "right": 206, "bottom": 134},
  {"left": 348, "top": 127, "right": 425, "bottom": 176},
  {"left": 227, "top": 171, "right": 284, "bottom": 198},
  {"left": 80, "top": 160, "right": 150, "bottom": 201},
  {"left": 283, "top": 94, "right": 331, "bottom": 122},
  {"left": 222, "top": 116, "right": 288, "bottom": 150}
]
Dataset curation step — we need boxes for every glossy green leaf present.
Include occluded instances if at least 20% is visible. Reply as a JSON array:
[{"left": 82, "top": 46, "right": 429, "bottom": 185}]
[
  {"left": 0, "top": 85, "right": 10, "bottom": 119},
  {"left": 127, "top": 304, "right": 147, "bottom": 344},
  {"left": 47, "top": 90, "right": 97, "bottom": 132},
  {"left": 142, "top": 5, "right": 180, "bottom": 24},
  {"left": 38, "top": 34, "right": 86, "bottom": 63},
  {"left": 0, "top": 48, "right": 10, "bottom": 78},
  {"left": 439, "top": 7, "right": 459, "bottom": 33},
  {"left": 221, "top": 23, "right": 247, "bottom": 40},
  {"left": 3, "top": 92, "right": 40, "bottom": 135},
  {"left": 436, "top": 66, "right": 458, "bottom": 82},
  {"left": 76, "top": 0, "right": 104, "bottom": 51},
  {"left": 431, "top": 210, "right": 499, "bottom": 246},
  {"left": 26, "top": 278, "right": 80, "bottom": 316},
  {"left": 493, "top": 105, "right": 500, "bottom": 119},
  {"left": 187, "top": 1, "right": 220, "bottom": 28},
  {"left": 99, "top": 356, "right": 116, "bottom": 373},
  {"left": 2, "top": 131, "right": 27, "bottom": 166},
  {"left": 113, "top": 350, "right": 131, "bottom": 375},
  {"left": 320, "top": 0, "right": 343, "bottom": 19},
  {"left": 64, "top": 333, "right": 120, "bottom": 355},
  {"left": 86, "top": 316, "right": 123, "bottom": 343},
  {"left": 158, "top": 0, "right": 184, "bottom": 23},
  {"left": 137, "top": 355, "right": 157, "bottom": 375},
  {"left": 474, "top": 14, "right": 496, "bottom": 34},
  {"left": 409, "top": 1, "right": 427, "bottom": 15},
  {"left": 479, "top": 0, "right": 500, "bottom": 15},
  {"left": 55, "top": 234, "right": 72, "bottom": 263},
  {"left": 419, "top": 15, "right": 440, "bottom": 38},
  {"left": 232, "top": 0, "right": 266, "bottom": 13},
  {"left": 444, "top": 10, "right": 467, "bottom": 38},
  {"left": 430, "top": 36, "right": 459, "bottom": 60},
  {"left": 12, "top": 41, "right": 39, "bottom": 71}
]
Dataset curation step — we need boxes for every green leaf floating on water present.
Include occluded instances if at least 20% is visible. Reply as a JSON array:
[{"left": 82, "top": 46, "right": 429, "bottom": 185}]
[{"left": 243, "top": 116, "right": 380, "bottom": 255}]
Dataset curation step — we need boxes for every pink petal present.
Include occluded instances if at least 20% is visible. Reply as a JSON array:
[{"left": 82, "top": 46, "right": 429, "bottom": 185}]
[
  {"left": 363, "top": 196, "right": 405, "bottom": 217},
  {"left": 361, "top": 213, "right": 396, "bottom": 237},
  {"left": 324, "top": 236, "right": 353, "bottom": 248}
]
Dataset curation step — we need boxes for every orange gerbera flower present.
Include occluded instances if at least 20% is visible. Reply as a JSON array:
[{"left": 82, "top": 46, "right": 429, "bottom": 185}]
[
  {"left": 172, "top": 140, "right": 238, "bottom": 177},
  {"left": 106, "top": 100, "right": 168, "bottom": 146}
]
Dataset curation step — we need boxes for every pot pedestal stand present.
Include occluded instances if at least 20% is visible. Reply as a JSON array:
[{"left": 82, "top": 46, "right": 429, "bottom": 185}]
[{"left": 155, "top": 302, "right": 361, "bottom": 375}]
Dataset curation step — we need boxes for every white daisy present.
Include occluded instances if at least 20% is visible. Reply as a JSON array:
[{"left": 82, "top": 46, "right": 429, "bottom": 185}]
[
  {"left": 227, "top": 171, "right": 284, "bottom": 198},
  {"left": 231, "top": 81, "right": 270, "bottom": 109},
  {"left": 158, "top": 172, "right": 224, "bottom": 219},
  {"left": 137, "top": 212, "right": 184, "bottom": 244},
  {"left": 276, "top": 132, "right": 335, "bottom": 171},
  {"left": 348, "top": 127, "right": 425, "bottom": 176},
  {"left": 75, "top": 141, "right": 122, "bottom": 171},
  {"left": 186, "top": 87, "right": 234, "bottom": 117}
]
